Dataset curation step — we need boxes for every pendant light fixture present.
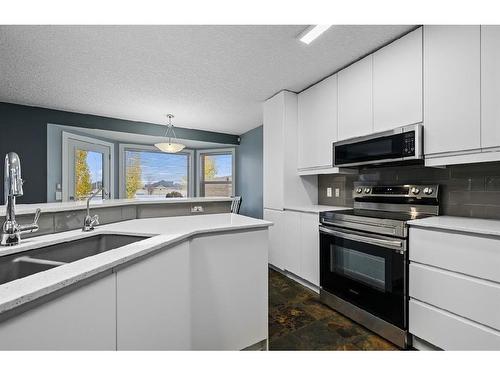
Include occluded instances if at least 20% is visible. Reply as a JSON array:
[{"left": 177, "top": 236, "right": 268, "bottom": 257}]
[{"left": 154, "top": 114, "right": 186, "bottom": 153}]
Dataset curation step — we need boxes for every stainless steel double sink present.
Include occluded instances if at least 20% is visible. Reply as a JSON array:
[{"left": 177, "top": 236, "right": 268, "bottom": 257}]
[{"left": 0, "top": 234, "right": 147, "bottom": 286}]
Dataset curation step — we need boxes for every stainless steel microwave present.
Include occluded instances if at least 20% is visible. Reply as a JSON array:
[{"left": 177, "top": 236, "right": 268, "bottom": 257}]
[{"left": 333, "top": 124, "right": 423, "bottom": 168}]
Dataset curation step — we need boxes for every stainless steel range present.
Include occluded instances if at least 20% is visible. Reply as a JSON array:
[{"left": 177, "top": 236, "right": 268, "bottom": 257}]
[{"left": 319, "top": 184, "right": 440, "bottom": 348}]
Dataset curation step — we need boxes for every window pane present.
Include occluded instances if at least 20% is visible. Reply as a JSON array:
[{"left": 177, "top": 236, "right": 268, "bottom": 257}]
[
  {"left": 75, "top": 149, "right": 103, "bottom": 200},
  {"left": 203, "top": 154, "right": 232, "bottom": 182},
  {"left": 125, "top": 150, "right": 189, "bottom": 199},
  {"left": 200, "top": 152, "right": 233, "bottom": 197}
]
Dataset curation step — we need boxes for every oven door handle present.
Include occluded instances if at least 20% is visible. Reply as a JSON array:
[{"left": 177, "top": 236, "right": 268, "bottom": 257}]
[{"left": 319, "top": 226, "right": 405, "bottom": 252}]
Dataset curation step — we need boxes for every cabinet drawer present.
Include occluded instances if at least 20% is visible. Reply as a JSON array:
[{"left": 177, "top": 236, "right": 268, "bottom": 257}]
[
  {"left": 409, "top": 299, "right": 500, "bottom": 350},
  {"left": 410, "top": 263, "right": 500, "bottom": 331},
  {"left": 409, "top": 227, "right": 500, "bottom": 283}
]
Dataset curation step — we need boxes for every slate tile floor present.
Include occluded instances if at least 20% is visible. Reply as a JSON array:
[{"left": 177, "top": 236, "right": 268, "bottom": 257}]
[{"left": 268, "top": 268, "right": 398, "bottom": 351}]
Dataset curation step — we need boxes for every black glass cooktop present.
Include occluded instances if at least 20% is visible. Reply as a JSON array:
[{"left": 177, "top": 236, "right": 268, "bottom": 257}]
[{"left": 320, "top": 209, "right": 434, "bottom": 223}]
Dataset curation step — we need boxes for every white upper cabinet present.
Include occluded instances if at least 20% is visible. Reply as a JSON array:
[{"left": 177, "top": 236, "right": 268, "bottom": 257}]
[
  {"left": 481, "top": 25, "right": 500, "bottom": 150},
  {"left": 263, "top": 91, "right": 317, "bottom": 210},
  {"left": 423, "top": 26, "right": 481, "bottom": 155},
  {"left": 298, "top": 74, "right": 338, "bottom": 170},
  {"left": 373, "top": 28, "right": 423, "bottom": 132},
  {"left": 338, "top": 55, "right": 373, "bottom": 140},
  {"left": 263, "top": 93, "right": 285, "bottom": 210}
]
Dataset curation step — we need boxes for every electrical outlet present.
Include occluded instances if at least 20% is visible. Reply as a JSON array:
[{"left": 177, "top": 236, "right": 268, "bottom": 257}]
[
  {"left": 191, "top": 205, "right": 204, "bottom": 213},
  {"left": 326, "top": 187, "right": 332, "bottom": 197},
  {"left": 335, "top": 188, "right": 340, "bottom": 198}
]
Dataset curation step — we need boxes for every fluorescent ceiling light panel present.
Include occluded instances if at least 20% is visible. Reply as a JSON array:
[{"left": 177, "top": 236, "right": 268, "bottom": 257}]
[{"left": 298, "top": 25, "right": 332, "bottom": 44}]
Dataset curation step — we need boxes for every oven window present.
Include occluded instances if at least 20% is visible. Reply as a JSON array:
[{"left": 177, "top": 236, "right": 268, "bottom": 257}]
[{"left": 330, "top": 245, "right": 386, "bottom": 291}]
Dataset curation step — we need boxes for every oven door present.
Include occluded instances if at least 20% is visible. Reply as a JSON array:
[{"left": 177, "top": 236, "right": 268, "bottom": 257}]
[{"left": 319, "top": 225, "right": 407, "bottom": 329}]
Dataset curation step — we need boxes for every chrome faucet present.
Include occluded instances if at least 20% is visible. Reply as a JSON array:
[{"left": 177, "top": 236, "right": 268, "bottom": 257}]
[
  {"left": 1, "top": 152, "right": 42, "bottom": 246},
  {"left": 82, "top": 186, "right": 108, "bottom": 232}
]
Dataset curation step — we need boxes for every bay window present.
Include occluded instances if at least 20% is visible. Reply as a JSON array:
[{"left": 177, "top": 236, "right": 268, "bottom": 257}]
[{"left": 119, "top": 144, "right": 194, "bottom": 199}]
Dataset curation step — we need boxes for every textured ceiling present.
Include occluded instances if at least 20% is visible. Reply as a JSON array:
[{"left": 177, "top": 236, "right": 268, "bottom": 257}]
[{"left": 0, "top": 25, "right": 415, "bottom": 135}]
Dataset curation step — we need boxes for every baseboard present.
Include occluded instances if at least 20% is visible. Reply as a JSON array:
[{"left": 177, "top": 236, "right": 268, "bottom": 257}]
[
  {"left": 242, "top": 338, "right": 268, "bottom": 351},
  {"left": 412, "top": 336, "right": 441, "bottom": 351},
  {"left": 268, "top": 264, "right": 320, "bottom": 294}
]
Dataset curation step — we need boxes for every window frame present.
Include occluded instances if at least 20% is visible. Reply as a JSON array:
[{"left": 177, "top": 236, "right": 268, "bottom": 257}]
[
  {"left": 196, "top": 148, "right": 236, "bottom": 197},
  {"left": 118, "top": 143, "right": 194, "bottom": 199},
  {"left": 61, "top": 131, "right": 115, "bottom": 202}
]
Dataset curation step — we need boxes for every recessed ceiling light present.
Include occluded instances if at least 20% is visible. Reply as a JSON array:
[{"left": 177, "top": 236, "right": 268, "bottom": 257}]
[{"left": 298, "top": 25, "right": 332, "bottom": 45}]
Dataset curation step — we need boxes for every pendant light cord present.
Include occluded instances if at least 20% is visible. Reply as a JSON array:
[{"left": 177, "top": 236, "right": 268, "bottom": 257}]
[{"left": 165, "top": 114, "right": 177, "bottom": 144}]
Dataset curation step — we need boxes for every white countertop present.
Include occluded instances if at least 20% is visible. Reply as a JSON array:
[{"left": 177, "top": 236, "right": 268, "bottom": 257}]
[
  {"left": 0, "top": 197, "right": 233, "bottom": 216},
  {"left": 409, "top": 216, "right": 500, "bottom": 237},
  {"left": 0, "top": 213, "right": 271, "bottom": 315},
  {"left": 284, "top": 205, "right": 349, "bottom": 214}
]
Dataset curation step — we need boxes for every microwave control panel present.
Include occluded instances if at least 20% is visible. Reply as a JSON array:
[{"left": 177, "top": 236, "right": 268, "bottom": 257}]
[{"left": 402, "top": 131, "right": 415, "bottom": 156}]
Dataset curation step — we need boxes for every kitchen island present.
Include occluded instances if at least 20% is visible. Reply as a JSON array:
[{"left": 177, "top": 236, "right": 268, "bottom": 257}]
[{"left": 0, "top": 213, "right": 271, "bottom": 350}]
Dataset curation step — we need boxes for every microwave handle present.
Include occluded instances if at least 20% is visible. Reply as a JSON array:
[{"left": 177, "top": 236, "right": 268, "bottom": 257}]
[{"left": 319, "top": 226, "right": 404, "bottom": 252}]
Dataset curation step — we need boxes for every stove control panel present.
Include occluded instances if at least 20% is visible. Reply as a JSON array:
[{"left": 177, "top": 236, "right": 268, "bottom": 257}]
[{"left": 353, "top": 185, "right": 439, "bottom": 199}]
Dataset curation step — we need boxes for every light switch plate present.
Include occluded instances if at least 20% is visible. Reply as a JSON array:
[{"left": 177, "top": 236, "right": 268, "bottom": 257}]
[
  {"left": 335, "top": 188, "right": 340, "bottom": 198},
  {"left": 326, "top": 187, "right": 332, "bottom": 197}
]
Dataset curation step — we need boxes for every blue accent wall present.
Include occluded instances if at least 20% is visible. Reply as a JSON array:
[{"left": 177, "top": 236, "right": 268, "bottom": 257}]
[
  {"left": 0, "top": 102, "right": 239, "bottom": 204},
  {"left": 236, "top": 125, "right": 263, "bottom": 219}
]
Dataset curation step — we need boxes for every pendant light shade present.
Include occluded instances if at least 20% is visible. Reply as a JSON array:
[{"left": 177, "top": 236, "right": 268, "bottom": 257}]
[
  {"left": 155, "top": 142, "right": 186, "bottom": 153},
  {"left": 154, "top": 114, "right": 186, "bottom": 153}
]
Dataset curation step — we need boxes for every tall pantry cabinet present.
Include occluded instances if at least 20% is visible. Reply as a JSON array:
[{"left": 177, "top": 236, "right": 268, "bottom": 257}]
[{"left": 263, "top": 90, "right": 318, "bottom": 280}]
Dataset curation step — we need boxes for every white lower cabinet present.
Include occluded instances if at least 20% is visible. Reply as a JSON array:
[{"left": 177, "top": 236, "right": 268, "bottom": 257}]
[
  {"left": 0, "top": 229, "right": 269, "bottom": 351},
  {"left": 283, "top": 210, "right": 301, "bottom": 275},
  {"left": 409, "top": 225, "right": 500, "bottom": 350},
  {"left": 264, "top": 208, "right": 286, "bottom": 270},
  {"left": 410, "top": 263, "right": 500, "bottom": 332},
  {"left": 299, "top": 212, "right": 320, "bottom": 286},
  {"left": 190, "top": 231, "right": 268, "bottom": 350},
  {"left": 265, "top": 208, "right": 320, "bottom": 286},
  {"left": 0, "top": 274, "right": 116, "bottom": 350},
  {"left": 116, "top": 242, "right": 190, "bottom": 350},
  {"left": 410, "top": 299, "right": 500, "bottom": 350}
]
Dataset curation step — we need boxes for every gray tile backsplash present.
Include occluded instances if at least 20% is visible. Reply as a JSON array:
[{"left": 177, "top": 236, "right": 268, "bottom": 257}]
[
  {"left": 318, "top": 161, "right": 500, "bottom": 219},
  {"left": 15, "top": 201, "right": 232, "bottom": 238}
]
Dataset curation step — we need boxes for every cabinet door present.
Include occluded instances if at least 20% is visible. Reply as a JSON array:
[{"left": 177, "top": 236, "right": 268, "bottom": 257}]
[
  {"left": 116, "top": 242, "right": 190, "bottom": 350},
  {"left": 373, "top": 28, "right": 422, "bottom": 132},
  {"left": 264, "top": 208, "right": 285, "bottom": 270},
  {"left": 263, "top": 93, "right": 285, "bottom": 210},
  {"left": 190, "top": 230, "right": 268, "bottom": 350},
  {"left": 298, "top": 74, "right": 338, "bottom": 169},
  {"left": 283, "top": 210, "right": 301, "bottom": 275},
  {"left": 338, "top": 55, "right": 373, "bottom": 140},
  {"left": 481, "top": 25, "right": 500, "bottom": 149},
  {"left": 0, "top": 274, "right": 116, "bottom": 350},
  {"left": 300, "top": 212, "right": 320, "bottom": 286},
  {"left": 423, "top": 26, "right": 481, "bottom": 155}
]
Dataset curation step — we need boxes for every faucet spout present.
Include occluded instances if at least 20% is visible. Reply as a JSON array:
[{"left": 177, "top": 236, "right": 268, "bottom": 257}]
[
  {"left": 1, "top": 152, "right": 41, "bottom": 246},
  {"left": 83, "top": 186, "right": 108, "bottom": 232}
]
